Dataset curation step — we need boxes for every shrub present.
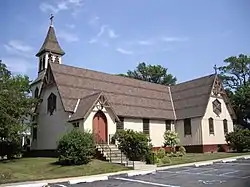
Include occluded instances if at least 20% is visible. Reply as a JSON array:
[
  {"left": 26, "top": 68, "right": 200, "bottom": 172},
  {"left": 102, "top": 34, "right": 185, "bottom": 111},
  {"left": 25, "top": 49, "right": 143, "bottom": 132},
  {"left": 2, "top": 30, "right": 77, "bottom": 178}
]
[
  {"left": 179, "top": 146, "right": 186, "bottom": 155},
  {"left": 112, "top": 129, "right": 152, "bottom": 161},
  {"left": 163, "top": 130, "right": 180, "bottom": 152},
  {"left": 156, "top": 148, "right": 165, "bottom": 159},
  {"left": 57, "top": 129, "right": 95, "bottom": 165},
  {"left": 225, "top": 128, "right": 250, "bottom": 152},
  {"left": 161, "top": 156, "right": 171, "bottom": 164},
  {"left": 0, "top": 139, "right": 22, "bottom": 159},
  {"left": 145, "top": 151, "right": 156, "bottom": 164}
]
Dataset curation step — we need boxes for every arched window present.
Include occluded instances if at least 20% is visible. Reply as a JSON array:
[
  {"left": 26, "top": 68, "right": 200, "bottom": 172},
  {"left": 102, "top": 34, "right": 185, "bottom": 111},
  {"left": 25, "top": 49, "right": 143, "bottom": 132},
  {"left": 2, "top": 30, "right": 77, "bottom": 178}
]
[
  {"left": 209, "top": 117, "right": 214, "bottom": 135},
  {"left": 34, "top": 87, "right": 39, "bottom": 98},
  {"left": 42, "top": 56, "right": 46, "bottom": 70},
  {"left": 47, "top": 93, "right": 57, "bottom": 115},
  {"left": 223, "top": 119, "right": 228, "bottom": 134}
]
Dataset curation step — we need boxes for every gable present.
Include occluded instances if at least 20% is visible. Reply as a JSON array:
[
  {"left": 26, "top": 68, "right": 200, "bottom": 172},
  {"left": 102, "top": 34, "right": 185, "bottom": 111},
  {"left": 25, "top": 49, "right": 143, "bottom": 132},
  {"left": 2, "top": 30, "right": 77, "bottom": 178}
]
[{"left": 171, "top": 74, "right": 215, "bottom": 119}]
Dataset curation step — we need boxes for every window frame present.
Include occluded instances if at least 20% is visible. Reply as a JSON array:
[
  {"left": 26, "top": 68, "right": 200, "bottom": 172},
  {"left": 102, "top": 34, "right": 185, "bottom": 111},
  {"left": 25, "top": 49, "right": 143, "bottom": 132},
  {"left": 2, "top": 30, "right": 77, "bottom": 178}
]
[
  {"left": 184, "top": 118, "right": 192, "bottom": 136},
  {"left": 47, "top": 93, "right": 57, "bottom": 115},
  {"left": 223, "top": 119, "right": 228, "bottom": 134},
  {"left": 208, "top": 117, "right": 215, "bottom": 135},
  {"left": 165, "top": 120, "right": 171, "bottom": 131},
  {"left": 116, "top": 117, "right": 124, "bottom": 131},
  {"left": 143, "top": 118, "right": 150, "bottom": 135}
]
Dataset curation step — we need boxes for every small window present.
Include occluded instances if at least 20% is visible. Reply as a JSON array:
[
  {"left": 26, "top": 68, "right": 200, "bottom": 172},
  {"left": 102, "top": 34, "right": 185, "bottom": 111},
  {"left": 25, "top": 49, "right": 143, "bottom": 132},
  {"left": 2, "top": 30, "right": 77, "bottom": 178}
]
[
  {"left": 34, "top": 87, "right": 39, "bottom": 98},
  {"left": 116, "top": 117, "right": 124, "bottom": 130},
  {"left": 212, "top": 99, "right": 222, "bottom": 116},
  {"left": 223, "top": 119, "right": 228, "bottom": 134},
  {"left": 143, "top": 119, "right": 150, "bottom": 135},
  {"left": 39, "top": 58, "right": 43, "bottom": 71},
  {"left": 73, "top": 122, "right": 79, "bottom": 128},
  {"left": 165, "top": 120, "right": 171, "bottom": 131},
  {"left": 209, "top": 117, "right": 214, "bottom": 135},
  {"left": 32, "top": 125, "right": 37, "bottom": 140},
  {"left": 184, "top": 118, "right": 191, "bottom": 135},
  {"left": 42, "top": 56, "right": 46, "bottom": 70},
  {"left": 47, "top": 93, "right": 57, "bottom": 115}
]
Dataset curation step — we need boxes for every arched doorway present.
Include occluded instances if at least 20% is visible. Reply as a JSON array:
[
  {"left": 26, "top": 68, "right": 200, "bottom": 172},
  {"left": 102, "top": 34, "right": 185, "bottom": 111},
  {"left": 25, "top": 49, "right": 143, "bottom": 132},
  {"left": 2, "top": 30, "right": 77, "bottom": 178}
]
[{"left": 93, "top": 110, "right": 108, "bottom": 143}]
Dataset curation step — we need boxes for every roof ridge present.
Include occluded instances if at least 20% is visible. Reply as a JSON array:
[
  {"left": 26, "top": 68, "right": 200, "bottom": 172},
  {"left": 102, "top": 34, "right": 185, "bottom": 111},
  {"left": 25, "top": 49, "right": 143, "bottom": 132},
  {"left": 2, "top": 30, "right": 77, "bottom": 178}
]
[
  {"left": 173, "top": 73, "right": 216, "bottom": 86},
  {"left": 50, "top": 62, "right": 170, "bottom": 89}
]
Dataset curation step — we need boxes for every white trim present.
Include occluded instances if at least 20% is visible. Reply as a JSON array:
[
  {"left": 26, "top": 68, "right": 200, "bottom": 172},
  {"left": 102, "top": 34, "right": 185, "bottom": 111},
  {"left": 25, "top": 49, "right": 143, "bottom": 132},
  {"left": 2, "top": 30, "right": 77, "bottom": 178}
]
[
  {"left": 73, "top": 98, "right": 80, "bottom": 113},
  {"left": 168, "top": 86, "right": 176, "bottom": 120}
]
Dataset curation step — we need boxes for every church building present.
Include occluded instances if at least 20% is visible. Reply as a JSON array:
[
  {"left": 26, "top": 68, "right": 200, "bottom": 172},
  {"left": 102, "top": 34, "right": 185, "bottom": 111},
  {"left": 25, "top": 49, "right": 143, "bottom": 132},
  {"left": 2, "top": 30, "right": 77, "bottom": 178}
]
[{"left": 30, "top": 16, "right": 236, "bottom": 155}]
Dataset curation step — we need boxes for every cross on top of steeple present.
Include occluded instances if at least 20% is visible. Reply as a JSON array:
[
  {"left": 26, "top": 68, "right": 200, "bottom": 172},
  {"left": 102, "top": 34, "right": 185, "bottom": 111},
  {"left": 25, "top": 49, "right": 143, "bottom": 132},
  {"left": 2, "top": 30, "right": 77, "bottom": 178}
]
[{"left": 50, "top": 14, "right": 54, "bottom": 26}]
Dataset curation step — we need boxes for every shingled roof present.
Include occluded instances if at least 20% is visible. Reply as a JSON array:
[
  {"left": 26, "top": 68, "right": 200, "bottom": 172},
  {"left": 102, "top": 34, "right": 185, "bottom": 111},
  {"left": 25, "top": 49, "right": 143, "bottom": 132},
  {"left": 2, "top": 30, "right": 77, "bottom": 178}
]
[
  {"left": 49, "top": 62, "right": 176, "bottom": 120},
  {"left": 36, "top": 26, "right": 65, "bottom": 57},
  {"left": 170, "top": 74, "right": 216, "bottom": 119}
]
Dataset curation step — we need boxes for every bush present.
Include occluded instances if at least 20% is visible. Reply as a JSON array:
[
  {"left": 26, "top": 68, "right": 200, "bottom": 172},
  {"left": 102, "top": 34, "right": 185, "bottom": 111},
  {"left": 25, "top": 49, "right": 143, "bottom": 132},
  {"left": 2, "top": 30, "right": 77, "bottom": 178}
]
[
  {"left": 157, "top": 148, "right": 165, "bottom": 159},
  {"left": 145, "top": 151, "right": 156, "bottom": 164},
  {"left": 225, "top": 128, "right": 250, "bottom": 152},
  {"left": 161, "top": 156, "right": 171, "bottom": 164},
  {"left": 0, "top": 139, "right": 22, "bottom": 159},
  {"left": 163, "top": 130, "right": 180, "bottom": 152},
  {"left": 112, "top": 129, "right": 152, "bottom": 161},
  {"left": 57, "top": 129, "right": 95, "bottom": 165},
  {"left": 179, "top": 146, "right": 186, "bottom": 155}
]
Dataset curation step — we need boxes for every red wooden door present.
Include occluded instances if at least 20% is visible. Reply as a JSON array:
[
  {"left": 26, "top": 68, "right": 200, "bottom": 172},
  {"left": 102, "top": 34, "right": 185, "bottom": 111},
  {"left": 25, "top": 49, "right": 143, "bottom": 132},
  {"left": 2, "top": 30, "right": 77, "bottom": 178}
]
[{"left": 93, "top": 111, "right": 107, "bottom": 143}]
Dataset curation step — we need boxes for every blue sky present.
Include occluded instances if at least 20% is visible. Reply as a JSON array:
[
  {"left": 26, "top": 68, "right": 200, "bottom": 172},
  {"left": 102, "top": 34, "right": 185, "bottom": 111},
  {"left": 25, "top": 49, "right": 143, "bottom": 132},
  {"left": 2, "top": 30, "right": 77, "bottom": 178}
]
[{"left": 0, "top": 0, "right": 249, "bottom": 83}]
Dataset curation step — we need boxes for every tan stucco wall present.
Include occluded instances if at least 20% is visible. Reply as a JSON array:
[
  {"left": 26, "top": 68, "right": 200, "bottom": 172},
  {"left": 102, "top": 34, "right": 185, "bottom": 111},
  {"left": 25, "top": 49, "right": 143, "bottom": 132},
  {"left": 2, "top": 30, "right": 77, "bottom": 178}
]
[
  {"left": 124, "top": 118, "right": 143, "bottom": 132},
  {"left": 83, "top": 102, "right": 116, "bottom": 143},
  {"left": 149, "top": 120, "right": 166, "bottom": 147},
  {"left": 202, "top": 96, "right": 234, "bottom": 145},
  {"left": 31, "top": 85, "right": 71, "bottom": 150},
  {"left": 175, "top": 117, "right": 203, "bottom": 146}
]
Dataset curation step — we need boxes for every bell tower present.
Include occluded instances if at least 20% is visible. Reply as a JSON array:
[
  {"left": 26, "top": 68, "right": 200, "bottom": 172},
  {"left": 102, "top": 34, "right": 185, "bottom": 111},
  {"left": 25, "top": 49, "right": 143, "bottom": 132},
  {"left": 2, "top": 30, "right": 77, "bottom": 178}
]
[{"left": 35, "top": 14, "right": 65, "bottom": 76}]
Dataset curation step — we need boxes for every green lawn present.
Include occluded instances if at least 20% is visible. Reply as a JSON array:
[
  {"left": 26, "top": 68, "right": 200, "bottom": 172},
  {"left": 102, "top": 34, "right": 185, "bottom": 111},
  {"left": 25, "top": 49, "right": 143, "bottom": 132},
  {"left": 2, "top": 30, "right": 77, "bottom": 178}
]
[
  {"left": 157, "top": 152, "right": 250, "bottom": 167},
  {"left": 0, "top": 158, "right": 130, "bottom": 184}
]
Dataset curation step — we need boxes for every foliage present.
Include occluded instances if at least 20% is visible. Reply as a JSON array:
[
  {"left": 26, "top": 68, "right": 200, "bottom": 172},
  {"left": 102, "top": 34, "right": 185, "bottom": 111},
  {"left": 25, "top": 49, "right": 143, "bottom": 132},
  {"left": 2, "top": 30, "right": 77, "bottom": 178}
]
[
  {"left": 145, "top": 151, "right": 156, "bottom": 164},
  {"left": 218, "top": 54, "right": 250, "bottom": 128},
  {"left": 161, "top": 156, "right": 171, "bottom": 164},
  {"left": 118, "top": 62, "right": 177, "bottom": 85},
  {"left": 0, "top": 60, "right": 37, "bottom": 159},
  {"left": 178, "top": 146, "right": 186, "bottom": 155},
  {"left": 0, "top": 139, "right": 22, "bottom": 159},
  {"left": 112, "top": 129, "right": 152, "bottom": 161},
  {"left": 57, "top": 129, "right": 95, "bottom": 165},
  {"left": 225, "top": 128, "right": 250, "bottom": 152},
  {"left": 156, "top": 148, "right": 166, "bottom": 159},
  {"left": 163, "top": 130, "right": 180, "bottom": 151}
]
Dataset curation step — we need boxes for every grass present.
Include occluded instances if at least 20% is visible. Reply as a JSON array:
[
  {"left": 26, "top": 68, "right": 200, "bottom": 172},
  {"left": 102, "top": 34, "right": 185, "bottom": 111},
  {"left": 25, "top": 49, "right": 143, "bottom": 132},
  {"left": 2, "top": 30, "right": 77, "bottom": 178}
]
[
  {"left": 0, "top": 158, "right": 130, "bottom": 184},
  {"left": 157, "top": 152, "right": 250, "bottom": 167}
]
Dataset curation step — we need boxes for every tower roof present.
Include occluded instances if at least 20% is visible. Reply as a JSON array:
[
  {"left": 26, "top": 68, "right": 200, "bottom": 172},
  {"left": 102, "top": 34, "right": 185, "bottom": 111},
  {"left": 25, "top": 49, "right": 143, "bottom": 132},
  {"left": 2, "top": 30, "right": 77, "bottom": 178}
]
[{"left": 36, "top": 24, "right": 65, "bottom": 57}]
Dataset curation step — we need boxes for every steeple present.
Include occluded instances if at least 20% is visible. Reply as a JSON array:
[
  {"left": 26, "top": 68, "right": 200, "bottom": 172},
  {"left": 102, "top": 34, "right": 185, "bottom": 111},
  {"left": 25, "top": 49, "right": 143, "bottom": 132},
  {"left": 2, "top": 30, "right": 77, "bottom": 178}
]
[
  {"left": 36, "top": 14, "right": 65, "bottom": 75},
  {"left": 36, "top": 14, "right": 65, "bottom": 57}
]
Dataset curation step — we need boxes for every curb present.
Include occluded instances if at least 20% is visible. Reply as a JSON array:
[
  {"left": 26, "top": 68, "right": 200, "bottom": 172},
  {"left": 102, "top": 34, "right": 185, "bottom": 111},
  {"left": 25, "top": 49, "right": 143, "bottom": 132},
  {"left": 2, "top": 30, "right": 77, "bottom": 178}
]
[{"left": 2, "top": 155, "right": 250, "bottom": 186}]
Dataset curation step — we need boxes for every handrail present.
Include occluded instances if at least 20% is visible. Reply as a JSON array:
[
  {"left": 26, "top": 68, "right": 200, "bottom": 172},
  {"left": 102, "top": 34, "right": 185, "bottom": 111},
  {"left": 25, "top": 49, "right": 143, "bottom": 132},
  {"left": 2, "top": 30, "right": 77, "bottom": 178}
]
[{"left": 94, "top": 133, "right": 112, "bottom": 162}]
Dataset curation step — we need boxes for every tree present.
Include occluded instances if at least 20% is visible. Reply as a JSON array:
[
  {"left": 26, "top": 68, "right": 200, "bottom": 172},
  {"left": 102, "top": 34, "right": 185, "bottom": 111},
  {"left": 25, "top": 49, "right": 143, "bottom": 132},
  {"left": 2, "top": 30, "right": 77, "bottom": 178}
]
[
  {"left": 119, "top": 62, "right": 177, "bottom": 85},
  {"left": 0, "top": 60, "right": 37, "bottom": 159},
  {"left": 218, "top": 54, "right": 250, "bottom": 129}
]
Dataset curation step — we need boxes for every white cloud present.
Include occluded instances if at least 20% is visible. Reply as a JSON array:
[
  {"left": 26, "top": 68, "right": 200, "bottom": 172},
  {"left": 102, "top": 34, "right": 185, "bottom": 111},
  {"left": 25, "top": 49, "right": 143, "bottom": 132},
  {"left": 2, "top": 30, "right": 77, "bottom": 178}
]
[
  {"left": 89, "top": 25, "right": 119, "bottom": 45},
  {"left": 108, "top": 29, "right": 119, "bottom": 38},
  {"left": 89, "top": 16, "right": 100, "bottom": 25},
  {"left": 58, "top": 31, "right": 79, "bottom": 42},
  {"left": 2, "top": 57, "right": 35, "bottom": 74},
  {"left": 4, "top": 40, "right": 33, "bottom": 58},
  {"left": 116, "top": 48, "right": 133, "bottom": 55},
  {"left": 162, "top": 37, "right": 188, "bottom": 42},
  {"left": 39, "top": 0, "right": 84, "bottom": 14},
  {"left": 65, "top": 24, "right": 75, "bottom": 29},
  {"left": 137, "top": 40, "right": 154, "bottom": 46}
]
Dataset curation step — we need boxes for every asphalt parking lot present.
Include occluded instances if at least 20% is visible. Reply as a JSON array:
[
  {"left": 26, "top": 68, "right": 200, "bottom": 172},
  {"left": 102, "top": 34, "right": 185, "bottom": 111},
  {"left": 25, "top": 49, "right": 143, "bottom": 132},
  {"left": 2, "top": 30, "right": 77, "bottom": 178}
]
[{"left": 50, "top": 158, "right": 250, "bottom": 187}]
